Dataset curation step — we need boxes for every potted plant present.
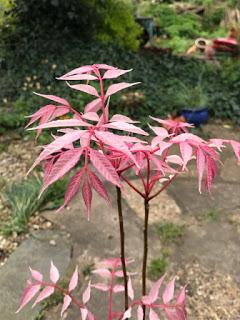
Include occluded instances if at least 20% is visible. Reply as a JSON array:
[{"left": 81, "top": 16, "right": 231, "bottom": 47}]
[{"left": 174, "top": 84, "right": 209, "bottom": 126}]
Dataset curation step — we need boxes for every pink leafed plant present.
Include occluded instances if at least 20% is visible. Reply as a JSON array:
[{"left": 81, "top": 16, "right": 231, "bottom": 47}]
[{"left": 17, "top": 63, "right": 240, "bottom": 319}]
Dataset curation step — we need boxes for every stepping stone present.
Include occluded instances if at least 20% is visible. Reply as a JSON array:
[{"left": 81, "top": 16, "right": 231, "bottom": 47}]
[{"left": 0, "top": 230, "right": 71, "bottom": 320}]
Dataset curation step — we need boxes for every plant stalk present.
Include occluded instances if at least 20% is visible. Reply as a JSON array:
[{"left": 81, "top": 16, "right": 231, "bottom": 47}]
[
  {"left": 142, "top": 198, "right": 149, "bottom": 319},
  {"left": 116, "top": 186, "right": 129, "bottom": 312}
]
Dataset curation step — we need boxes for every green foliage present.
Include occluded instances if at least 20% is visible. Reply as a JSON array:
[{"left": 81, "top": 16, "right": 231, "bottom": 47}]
[
  {"left": 148, "top": 254, "right": 168, "bottom": 280},
  {"left": 173, "top": 83, "right": 209, "bottom": 109},
  {"left": 156, "top": 222, "right": 185, "bottom": 243},
  {"left": 1, "top": 175, "right": 68, "bottom": 236},
  {"left": 2, "top": 176, "right": 44, "bottom": 236}
]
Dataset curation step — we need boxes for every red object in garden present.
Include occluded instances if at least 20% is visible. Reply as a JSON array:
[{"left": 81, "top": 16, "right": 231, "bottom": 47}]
[{"left": 212, "top": 37, "right": 239, "bottom": 53}]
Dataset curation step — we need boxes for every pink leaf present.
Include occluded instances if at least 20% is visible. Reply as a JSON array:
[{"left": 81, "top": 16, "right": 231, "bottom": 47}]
[
  {"left": 164, "top": 308, "right": 179, "bottom": 320},
  {"left": 34, "top": 92, "right": 70, "bottom": 107},
  {"left": 94, "top": 63, "right": 116, "bottom": 70},
  {"left": 89, "top": 172, "right": 111, "bottom": 205},
  {"left": 180, "top": 142, "right": 193, "bottom": 169},
  {"left": 82, "top": 281, "right": 91, "bottom": 304},
  {"left": 89, "top": 148, "right": 121, "bottom": 187},
  {"left": 69, "top": 266, "right": 79, "bottom": 292},
  {"left": 82, "top": 177, "right": 92, "bottom": 219},
  {"left": 58, "top": 74, "right": 98, "bottom": 81},
  {"left": 230, "top": 140, "right": 240, "bottom": 163},
  {"left": 149, "top": 308, "right": 160, "bottom": 320},
  {"left": 60, "top": 66, "right": 94, "bottom": 78},
  {"left": 40, "top": 148, "right": 83, "bottom": 194},
  {"left": 110, "top": 114, "right": 139, "bottom": 123},
  {"left": 81, "top": 308, "right": 88, "bottom": 320},
  {"left": 128, "top": 276, "right": 134, "bottom": 300},
  {"left": 32, "top": 286, "right": 55, "bottom": 307},
  {"left": 113, "top": 284, "right": 124, "bottom": 293},
  {"left": 176, "top": 286, "right": 186, "bottom": 305},
  {"left": 149, "top": 126, "right": 169, "bottom": 139},
  {"left": 123, "top": 307, "right": 132, "bottom": 319},
  {"left": 103, "top": 121, "right": 148, "bottom": 136},
  {"left": 103, "top": 68, "right": 132, "bottom": 79},
  {"left": 16, "top": 283, "right": 41, "bottom": 313},
  {"left": 50, "top": 106, "right": 69, "bottom": 120},
  {"left": 196, "top": 148, "right": 205, "bottom": 193},
  {"left": 29, "top": 267, "right": 43, "bottom": 282},
  {"left": 91, "top": 283, "right": 110, "bottom": 291},
  {"left": 25, "top": 105, "right": 56, "bottom": 128},
  {"left": 27, "top": 131, "right": 83, "bottom": 173},
  {"left": 82, "top": 112, "right": 100, "bottom": 122},
  {"left": 28, "top": 119, "right": 90, "bottom": 130},
  {"left": 67, "top": 83, "right": 99, "bottom": 97},
  {"left": 105, "top": 82, "right": 140, "bottom": 98},
  {"left": 95, "top": 131, "right": 137, "bottom": 167},
  {"left": 50, "top": 261, "right": 60, "bottom": 284},
  {"left": 148, "top": 275, "right": 165, "bottom": 303},
  {"left": 61, "top": 295, "right": 72, "bottom": 317},
  {"left": 162, "top": 277, "right": 176, "bottom": 304},
  {"left": 84, "top": 98, "right": 102, "bottom": 113},
  {"left": 137, "top": 305, "right": 144, "bottom": 320},
  {"left": 92, "top": 268, "right": 111, "bottom": 278},
  {"left": 59, "top": 169, "right": 84, "bottom": 209}
]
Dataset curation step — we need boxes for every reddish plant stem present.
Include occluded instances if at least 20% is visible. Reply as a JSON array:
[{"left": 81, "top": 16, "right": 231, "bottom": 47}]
[
  {"left": 142, "top": 198, "right": 149, "bottom": 320},
  {"left": 116, "top": 187, "right": 129, "bottom": 312},
  {"left": 120, "top": 174, "right": 145, "bottom": 198}
]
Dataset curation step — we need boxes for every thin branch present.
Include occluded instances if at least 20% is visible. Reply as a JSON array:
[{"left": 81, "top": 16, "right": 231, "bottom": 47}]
[
  {"left": 120, "top": 174, "right": 145, "bottom": 198},
  {"left": 116, "top": 187, "right": 129, "bottom": 312}
]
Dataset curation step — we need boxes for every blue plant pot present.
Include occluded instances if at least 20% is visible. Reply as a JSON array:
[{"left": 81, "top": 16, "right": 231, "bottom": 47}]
[{"left": 180, "top": 107, "right": 209, "bottom": 126}]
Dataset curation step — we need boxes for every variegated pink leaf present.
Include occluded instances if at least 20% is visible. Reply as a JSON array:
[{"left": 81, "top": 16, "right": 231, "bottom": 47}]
[
  {"left": 59, "top": 169, "right": 84, "bottom": 210},
  {"left": 25, "top": 105, "right": 56, "bottom": 128},
  {"left": 128, "top": 276, "right": 134, "bottom": 300},
  {"left": 49, "top": 106, "right": 70, "bottom": 120},
  {"left": 81, "top": 308, "right": 88, "bottom": 320},
  {"left": 82, "top": 177, "right": 92, "bottom": 219},
  {"left": 230, "top": 140, "right": 240, "bottom": 162},
  {"left": 137, "top": 305, "right": 144, "bottom": 320},
  {"left": 196, "top": 148, "right": 205, "bottom": 193},
  {"left": 82, "top": 112, "right": 100, "bottom": 122},
  {"left": 82, "top": 281, "right": 91, "bottom": 304},
  {"left": 84, "top": 98, "right": 102, "bottom": 113},
  {"left": 149, "top": 125, "right": 169, "bottom": 139},
  {"left": 92, "top": 268, "right": 111, "bottom": 278},
  {"left": 27, "top": 131, "right": 83, "bottom": 173},
  {"left": 89, "top": 171, "right": 111, "bottom": 204},
  {"left": 32, "top": 286, "right": 55, "bottom": 307},
  {"left": 113, "top": 284, "right": 124, "bottom": 293},
  {"left": 16, "top": 283, "right": 41, "bottom": 313},
  {"left": 110, "top": 114, "right": 139, "bottom": 123},
  {"left": 67, "top": 83, "right": 99, "bottom": 97},
  {"left": 28, "top": 119, "right": 90, "bottom": 130},
  {"left": 69, "top": 266, "right": 78, "bottom": 292},
  {"left": 50, "top": 261, "right": 60, "bottom": 284},
  {"left": 103, "top": 68, "right": 132, "bottom": 79},
  {"left": 58, "top": 74, "right": 98, "bottom": 81},
  {"left": 95, "top": 131, "right": 137, "bottom": 167},
  {"left": 180, "top": 142, "right": 193, "bottom": 169},
  {"left": 40, "top": 148, "right": 83, "bottom": 194},
  {"left": 34, "top": 92, "right": 70, "bottom": 107},
  {"left": 164, "top": 308, "right": 179, "bottom": 320},
  {"left": 94, "top": 63, "right": 116, "bottom": 70},
  {"left": 105, "top": 82, "right": 140, "bottom": 98},
  {"left": 149, "top": 308, "right": 160, "bottom": 320},
  {"left": 148, "top": 274, "right": 165, "bottom": 303},
  {"left": 29, "top": 267, "right": 43, "bottom": 282},
  {"left": 91, "top": 283, "right": 110, "bottom": 291},
  {"left": 123, "top": 307, "right": 132, "bottom": 319},
  {"left": 89, "top": 148, "right": 121, "bottom": 187},
  {"left": 61, "top": 295, "right": 72, "bottom": 317},
  {"left": 176, "top": 286, "right": 186, "bottom": 305},
  {"left": 162, "top": 277, "right": 176, "bottom": 304},
  {"left": 103, "top": 121, "right": 148, "bottom": 136}
]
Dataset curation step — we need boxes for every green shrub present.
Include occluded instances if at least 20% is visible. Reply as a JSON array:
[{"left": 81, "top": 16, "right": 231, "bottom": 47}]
[
  {"left": 156, "top": 222, "right": 185, "bottom": 243},
  {"left": 148, "top": 254, "right": 168, "bottom": 280}
]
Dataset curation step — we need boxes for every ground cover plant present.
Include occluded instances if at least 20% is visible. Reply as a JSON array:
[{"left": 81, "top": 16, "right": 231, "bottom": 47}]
[{"left": 16, "top": 64, "right": 240, "bottom": 319}]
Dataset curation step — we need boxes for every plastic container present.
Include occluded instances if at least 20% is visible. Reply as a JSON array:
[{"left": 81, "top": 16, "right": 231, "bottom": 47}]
[{"left": 180, "top": 107, "right": 208, "bottom": 126}]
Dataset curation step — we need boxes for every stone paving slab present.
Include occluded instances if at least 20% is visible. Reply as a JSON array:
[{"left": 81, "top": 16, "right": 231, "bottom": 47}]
[{"left": 0, "top": 230, "right": 71, "bottom": 320}]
